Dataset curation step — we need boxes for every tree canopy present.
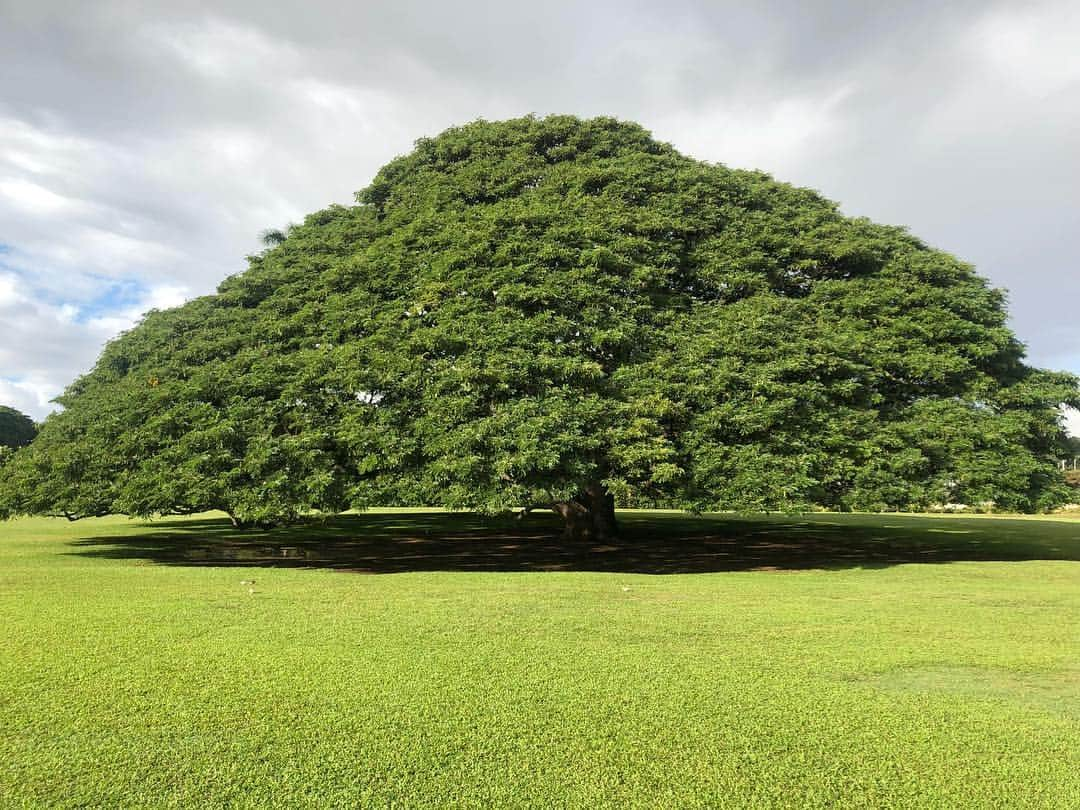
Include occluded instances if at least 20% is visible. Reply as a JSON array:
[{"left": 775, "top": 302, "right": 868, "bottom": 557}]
[
  {"left": 0, "top": 406, "right": 36, "bottom": 451},
  {"left": 2, "top": 115, "right": 1077, "bottom": 533}
]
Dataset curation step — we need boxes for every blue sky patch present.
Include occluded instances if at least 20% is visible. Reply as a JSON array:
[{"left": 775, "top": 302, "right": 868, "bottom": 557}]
[
  {"left": 0, "top": 243, "right": 148, "bottom": 323},
  {"left": 75, "top": 277, "right": 149, "bottom": 323}
]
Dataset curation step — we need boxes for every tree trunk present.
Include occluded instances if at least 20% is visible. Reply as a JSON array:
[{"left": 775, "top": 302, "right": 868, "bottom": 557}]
[
  {"left": 551, "top": 499, "right": 590, "bottom": 540},
  {"left": 585, "top": 481, "right": 618, "bottom": 542},
  {"left": 225, "top": 511, "right": 256, "bottom": 530},
  {"left": 552, "top": 482, "right": 619, "bottom": 542}
]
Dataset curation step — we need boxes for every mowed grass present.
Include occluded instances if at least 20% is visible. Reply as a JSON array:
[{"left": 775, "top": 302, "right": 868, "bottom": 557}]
[{"left": 1, "top": 511, "right": 1078, "bottom": 808}]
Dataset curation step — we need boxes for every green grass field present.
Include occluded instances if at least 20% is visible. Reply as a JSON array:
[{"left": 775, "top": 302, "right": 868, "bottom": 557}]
[{"left": 1, "top": 510, "right": 1078, "bottom": 808}]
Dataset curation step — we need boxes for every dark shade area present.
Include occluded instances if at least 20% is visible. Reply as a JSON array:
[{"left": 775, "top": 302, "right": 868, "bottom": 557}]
[{"left": 66, "top": 511, "right": 1080, "bottom": 574}]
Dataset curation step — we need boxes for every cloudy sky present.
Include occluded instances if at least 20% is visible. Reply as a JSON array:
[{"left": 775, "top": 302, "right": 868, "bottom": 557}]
[{"left": 1, "top": 0, "right": 1078, "bottom": 431}]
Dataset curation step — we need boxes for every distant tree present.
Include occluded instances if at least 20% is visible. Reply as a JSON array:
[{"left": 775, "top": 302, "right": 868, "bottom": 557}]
[
  {"left": 0, "top": 406, "right": 37, "bottom": 519},
  {"left": 3, "top": 116, "right": 1078, "bottom": 534},
  {"left": 0, "top": 406, "right": 36, "bottom": 450},
  {"left": 259, "top": 227, "right": 290, "bottom": 248},
  {"left": 1063, "top": 436, "right": 1080, "bottom": 473}
]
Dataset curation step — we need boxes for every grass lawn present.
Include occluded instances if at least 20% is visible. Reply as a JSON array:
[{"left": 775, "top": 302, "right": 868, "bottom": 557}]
[{"left": 1, "top": 510, "right": 1078, "bottom": 808}]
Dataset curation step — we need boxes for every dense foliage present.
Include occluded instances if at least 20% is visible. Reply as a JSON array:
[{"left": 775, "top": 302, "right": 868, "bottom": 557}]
[
  {"left": 0, "top": 406, "right": 36, "bottom": 451},
  {"left": 2, "top": 116, "right": 1077, "bottom": 530}
]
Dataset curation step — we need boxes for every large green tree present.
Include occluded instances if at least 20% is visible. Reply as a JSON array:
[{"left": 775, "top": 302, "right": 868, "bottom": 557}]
[{"left": 2, "top": 116, "right": 1077, "bottom": 534}]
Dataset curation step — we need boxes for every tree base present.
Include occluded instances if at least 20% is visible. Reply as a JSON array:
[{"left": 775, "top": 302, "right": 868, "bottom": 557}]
[{"left": 552, "top": 482, "right": 619, "bottom": 542}]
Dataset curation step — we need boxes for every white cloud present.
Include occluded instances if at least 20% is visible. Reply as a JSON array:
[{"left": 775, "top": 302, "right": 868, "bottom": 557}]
[
  {"left": 0, "top": 273, "right": 19, "bottom": 305},
  {"left": 0, "top": 177, "right": 86, "bottom": 215},
  {"left": 144, "top": 284, "right": 189, "bottom": 311},
  {"left": 0, "top": 271, "right": 105, "bottom": 416},
  {"left": 0, "top": 116, "right": 194, "bottom": 297},
  {"left": 656, "top": 84, "right": 856, "bottom": 175},
  {"left": 0, "top": 376, "right": 58, "bottom": 420},
  {"left": 85, "top": 283, "right": 190, "bottom": 334},
  {"left": 1065, "top": 408, "right": 1080, "bottom": 438},
  {"left": 0, "top": 269, "right": 189, "bottom": 419},
  {"left": 966, "top": 2, "right": 1080, "bottom": 98},
  {"left": 0, "top": 115, "right": 102, "bottom": 177},
  {"left": 139, "top": 16, "right": 301, "bottom": 81}
]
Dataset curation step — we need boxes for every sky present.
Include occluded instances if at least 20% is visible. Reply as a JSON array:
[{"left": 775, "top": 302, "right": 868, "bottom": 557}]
[{"left": 1, "top": 0, "right": 1078, "bottom": 432}]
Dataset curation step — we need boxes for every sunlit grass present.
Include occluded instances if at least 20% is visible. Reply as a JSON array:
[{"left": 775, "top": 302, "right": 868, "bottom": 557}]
[{"left": 1, "top": 511, "right": 1078, "bottom": 807}]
